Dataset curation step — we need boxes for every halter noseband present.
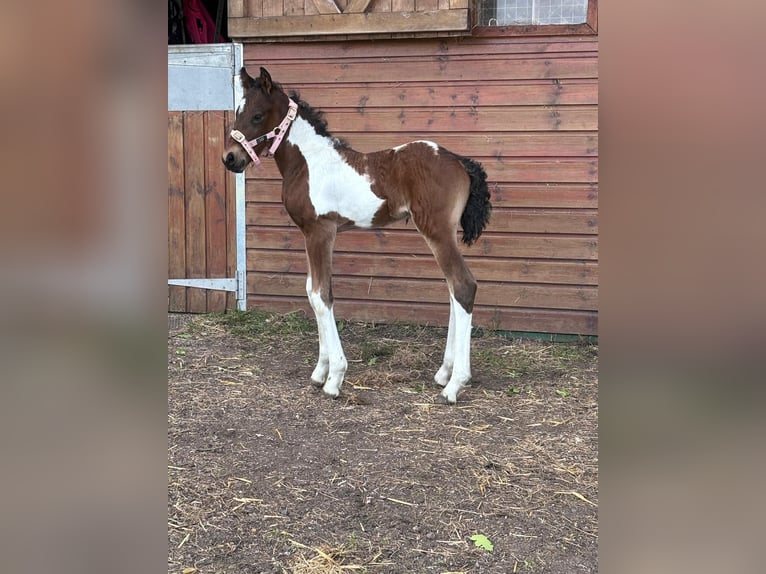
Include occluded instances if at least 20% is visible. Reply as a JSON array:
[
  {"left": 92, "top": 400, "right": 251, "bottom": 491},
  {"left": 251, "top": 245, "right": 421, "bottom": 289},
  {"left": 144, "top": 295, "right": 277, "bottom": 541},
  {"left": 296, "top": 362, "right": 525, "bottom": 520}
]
[{"left": 230, "top": 99, "right": 299, "bottom": 169}]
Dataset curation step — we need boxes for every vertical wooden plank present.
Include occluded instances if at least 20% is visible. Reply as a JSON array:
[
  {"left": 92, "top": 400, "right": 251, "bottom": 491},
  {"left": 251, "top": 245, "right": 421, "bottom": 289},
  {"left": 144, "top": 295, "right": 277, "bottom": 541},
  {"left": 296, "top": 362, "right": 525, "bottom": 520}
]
[
  {"left": 371, "top": 0, "right": 391, "bottom": 12},
  {"left": 229, "top": 0, "right": 245, "bottom": 17},
  {"left": 415, "top": 0, "right": 438, "bottom": 11},
  {"left": 204, "top": 111, "right": 228, "bottom": 312},
  {"left": 168, "top": 112, "right": 187, "bottom": 312},
  {"left": 225, "top": 110, "right": 238, "bottom": 310},
  {"left": 183, "top": 111, "right": 208, "bottom": 313},
  {"left": 262, "top": 0, "right": 284, "bottom": 17},
  {"left": 392, "top": 0, "right": 415, "bottom": 11},
  {"left": 246, "top": 0, "right": 263, "bottom": 17},
  {"left": 284, "top": 0, "right": 306, "bottom": 15},
  {"left": 304, "top": 0, "right": 319, "bottom": 15}
]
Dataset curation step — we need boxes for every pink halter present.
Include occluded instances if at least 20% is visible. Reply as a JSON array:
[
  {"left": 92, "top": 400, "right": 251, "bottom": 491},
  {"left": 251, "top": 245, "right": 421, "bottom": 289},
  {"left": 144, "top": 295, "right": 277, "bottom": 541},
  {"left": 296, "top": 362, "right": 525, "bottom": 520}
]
[{"left": 230, "top": 99, "right": 298, "bottom": 170}]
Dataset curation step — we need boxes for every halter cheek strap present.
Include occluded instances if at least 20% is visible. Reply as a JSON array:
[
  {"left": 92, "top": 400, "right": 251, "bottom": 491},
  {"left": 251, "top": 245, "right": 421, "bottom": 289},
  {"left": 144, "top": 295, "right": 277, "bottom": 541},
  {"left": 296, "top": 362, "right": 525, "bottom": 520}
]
[{"left": 230, "top": 99, "right": 299, "bottom": 170}]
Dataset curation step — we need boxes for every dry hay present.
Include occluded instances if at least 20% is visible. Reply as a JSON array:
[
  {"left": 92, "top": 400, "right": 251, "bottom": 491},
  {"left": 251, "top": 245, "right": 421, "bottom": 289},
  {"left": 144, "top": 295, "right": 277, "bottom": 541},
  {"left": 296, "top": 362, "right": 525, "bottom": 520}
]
[{"left": 168, "top": 311, "right": 598, "bottom": 573}]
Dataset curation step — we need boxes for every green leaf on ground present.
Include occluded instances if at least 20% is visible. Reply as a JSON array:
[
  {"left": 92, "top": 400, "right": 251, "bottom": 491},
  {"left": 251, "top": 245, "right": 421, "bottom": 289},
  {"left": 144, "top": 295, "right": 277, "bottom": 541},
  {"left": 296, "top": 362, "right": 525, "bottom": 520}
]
[{"left": 469, "top": 533, "right": 494, "bottom": 552}]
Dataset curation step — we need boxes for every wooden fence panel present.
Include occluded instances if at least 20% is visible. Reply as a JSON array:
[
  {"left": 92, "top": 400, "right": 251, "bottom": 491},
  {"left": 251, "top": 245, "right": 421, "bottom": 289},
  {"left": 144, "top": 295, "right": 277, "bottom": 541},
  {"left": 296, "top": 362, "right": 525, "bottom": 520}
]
[{"left": 167, "top": 111, "right": 237, "bottom": 313}]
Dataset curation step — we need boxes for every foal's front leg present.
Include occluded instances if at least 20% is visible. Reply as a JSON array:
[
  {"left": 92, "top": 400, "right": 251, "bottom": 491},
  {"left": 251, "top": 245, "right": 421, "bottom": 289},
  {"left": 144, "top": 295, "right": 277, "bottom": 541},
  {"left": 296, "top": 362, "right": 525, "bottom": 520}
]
[
  {"left": 307, "top": 275, "right": 329, "bottom": 386},
  {"left": 304, "top": 223, "right": 347, "bottom": 398},
  {"left": 306, "top": 277, "right": 347, "bottom": 397}
]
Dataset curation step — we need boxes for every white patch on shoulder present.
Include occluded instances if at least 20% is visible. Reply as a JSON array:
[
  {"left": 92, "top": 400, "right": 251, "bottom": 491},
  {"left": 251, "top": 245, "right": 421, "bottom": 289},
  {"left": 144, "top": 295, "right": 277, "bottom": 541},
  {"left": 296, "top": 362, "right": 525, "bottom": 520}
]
[
  {"left": 287, "top": 117, "right": 384, "bottom": 227},
  {"left": 393, "top": 140, "right": 439, "bottom": 154},
  {"left": 236, "top": 97, "right": 246, "bottom": 116}
]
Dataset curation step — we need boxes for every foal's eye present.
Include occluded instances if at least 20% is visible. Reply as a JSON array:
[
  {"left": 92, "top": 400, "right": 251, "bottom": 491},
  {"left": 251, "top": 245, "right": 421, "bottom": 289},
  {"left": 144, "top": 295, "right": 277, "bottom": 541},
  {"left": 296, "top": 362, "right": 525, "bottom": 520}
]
[{"left": 251, "top": 113, "right": 264, "bottom": 124}]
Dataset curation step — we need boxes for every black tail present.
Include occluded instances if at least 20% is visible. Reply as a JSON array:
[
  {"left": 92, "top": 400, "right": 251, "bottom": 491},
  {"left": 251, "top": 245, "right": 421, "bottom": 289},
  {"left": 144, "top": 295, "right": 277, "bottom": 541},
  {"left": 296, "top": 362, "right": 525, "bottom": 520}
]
[{"left": 458, "top": 156, "right": 491, "bottom": 245}]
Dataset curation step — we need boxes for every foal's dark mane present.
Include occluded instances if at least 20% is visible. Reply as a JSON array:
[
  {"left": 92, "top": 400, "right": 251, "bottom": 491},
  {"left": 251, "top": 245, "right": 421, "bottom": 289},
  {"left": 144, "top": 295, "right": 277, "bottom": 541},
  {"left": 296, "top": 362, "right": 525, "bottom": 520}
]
[{"left": 287, "top": 89, "right": 351, "bottom": 150}]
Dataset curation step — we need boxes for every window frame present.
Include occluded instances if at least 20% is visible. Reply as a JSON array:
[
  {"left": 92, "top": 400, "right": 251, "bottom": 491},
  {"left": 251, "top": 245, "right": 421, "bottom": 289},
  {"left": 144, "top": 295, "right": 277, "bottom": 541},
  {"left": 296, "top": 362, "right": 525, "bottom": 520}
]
[{"left": 471, "top": 0, "right": 598, "bottom": 36}]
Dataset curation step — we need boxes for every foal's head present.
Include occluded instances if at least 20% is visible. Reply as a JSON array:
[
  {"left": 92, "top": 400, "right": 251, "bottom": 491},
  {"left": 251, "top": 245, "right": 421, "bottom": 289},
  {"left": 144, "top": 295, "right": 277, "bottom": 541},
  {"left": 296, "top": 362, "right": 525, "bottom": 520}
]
[{"left": 221, "top": 67, "right": 288, "bottom": 172}]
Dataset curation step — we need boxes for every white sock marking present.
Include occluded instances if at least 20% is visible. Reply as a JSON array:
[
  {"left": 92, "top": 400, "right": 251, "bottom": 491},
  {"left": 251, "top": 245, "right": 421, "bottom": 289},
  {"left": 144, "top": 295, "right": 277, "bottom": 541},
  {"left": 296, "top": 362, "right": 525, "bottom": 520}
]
[
  {"left": 307, "top": 288, "right": 347, "bottom": 397},
  {"left": 441, "top": 293, "right": 472, "bottom": 403},
  {"left": 435, "top": 296, "right": 456, "bottom": 387},
  {"left": 306, "top": 277, "right": 329, "bottom": 384}
]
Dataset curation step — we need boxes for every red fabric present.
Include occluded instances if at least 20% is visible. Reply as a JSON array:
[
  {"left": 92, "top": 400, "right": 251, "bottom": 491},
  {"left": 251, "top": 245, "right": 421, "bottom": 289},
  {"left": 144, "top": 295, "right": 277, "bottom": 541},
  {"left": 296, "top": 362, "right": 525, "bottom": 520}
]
[{"left": 183, "top": 0, "right": 226, "bottom": 44}]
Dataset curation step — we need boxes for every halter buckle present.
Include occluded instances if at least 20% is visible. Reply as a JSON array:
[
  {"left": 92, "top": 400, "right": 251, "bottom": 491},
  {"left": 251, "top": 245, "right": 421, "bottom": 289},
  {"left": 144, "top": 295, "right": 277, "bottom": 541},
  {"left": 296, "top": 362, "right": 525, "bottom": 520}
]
[{"left": 286, "top": 105, "right": 298, "bottom": 121}]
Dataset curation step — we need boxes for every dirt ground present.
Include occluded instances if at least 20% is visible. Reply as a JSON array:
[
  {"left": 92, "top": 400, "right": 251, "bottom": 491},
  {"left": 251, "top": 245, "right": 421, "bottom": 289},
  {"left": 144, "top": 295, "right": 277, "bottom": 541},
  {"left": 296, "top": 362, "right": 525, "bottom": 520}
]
[{"left": 168, "top": 310, "right": 598, "bottom": 574}]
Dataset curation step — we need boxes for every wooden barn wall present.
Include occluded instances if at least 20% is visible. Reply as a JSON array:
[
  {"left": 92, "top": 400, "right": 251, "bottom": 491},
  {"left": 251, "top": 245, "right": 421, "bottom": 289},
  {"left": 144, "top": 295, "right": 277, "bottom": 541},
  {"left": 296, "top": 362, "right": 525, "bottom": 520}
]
[
  {"left": 243, "top": 36, "right": 598, "bottom": 335},
  {"left": 168, "top": 110, "right": 238, "bottom": 313}
]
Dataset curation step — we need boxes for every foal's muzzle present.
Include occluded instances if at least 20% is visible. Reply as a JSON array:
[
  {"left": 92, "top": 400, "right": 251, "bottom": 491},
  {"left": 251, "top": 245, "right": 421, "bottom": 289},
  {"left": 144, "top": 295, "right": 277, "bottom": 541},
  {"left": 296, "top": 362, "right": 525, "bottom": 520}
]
[{"left": 222, "top": 150, "right": 247, "bottom": 173}]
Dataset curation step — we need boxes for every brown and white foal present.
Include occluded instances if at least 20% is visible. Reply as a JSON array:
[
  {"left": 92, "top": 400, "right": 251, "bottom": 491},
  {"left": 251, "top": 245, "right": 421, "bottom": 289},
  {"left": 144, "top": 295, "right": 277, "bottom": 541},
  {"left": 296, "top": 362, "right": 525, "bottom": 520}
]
[{"left": 222, "top": 67, "right": 491, "bottom": 403}]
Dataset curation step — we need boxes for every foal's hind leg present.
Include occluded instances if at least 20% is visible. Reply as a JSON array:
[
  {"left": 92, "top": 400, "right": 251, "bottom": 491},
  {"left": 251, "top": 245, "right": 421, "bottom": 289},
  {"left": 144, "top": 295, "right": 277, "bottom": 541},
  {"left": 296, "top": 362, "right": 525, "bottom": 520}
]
[
  {"left": 424, "top": 233, "right": 477, "bottom": 404},
  {"left": 303, "top": 221, "right": 347, "bottom": 398},
  {"left": 434, "top": 295, "right": 456, "bottom": 387}
]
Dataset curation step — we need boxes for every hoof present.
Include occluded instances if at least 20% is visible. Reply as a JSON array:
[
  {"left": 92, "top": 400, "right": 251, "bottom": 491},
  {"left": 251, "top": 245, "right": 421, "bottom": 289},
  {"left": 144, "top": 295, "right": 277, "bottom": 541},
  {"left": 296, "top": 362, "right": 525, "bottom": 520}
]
[
  {"left": 438, "top": 390, "right": 458, "bottom": 405},
  {"left": 434, "top": 366, "right": 451, "bottom": 387},
  {"left": 310, "top": 378, "right": 325, "bottom": 388}
]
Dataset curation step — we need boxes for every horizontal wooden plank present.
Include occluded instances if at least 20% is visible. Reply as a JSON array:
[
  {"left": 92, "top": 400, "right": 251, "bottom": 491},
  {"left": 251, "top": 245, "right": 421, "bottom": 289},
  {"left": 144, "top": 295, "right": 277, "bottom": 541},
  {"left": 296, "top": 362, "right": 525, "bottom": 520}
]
[
  {"left": 250, "top": 57, "right": 597, "bottom": 83},
  {"left": 246, "top": 180, "right": 598, "bottom": 209},
  {"left": 246, "top": 296, "right": 598, "bottom": 334},
  {"left": 253, "top": 52, "right": 598, "bottom": 71},
  {"left": 242, "top": 155, "right": 597, "bottom": 184},
  {"left": 230, "top": 10, "right": 469, "bottom": 38},
  {"left": 249, "top": 273, "right": 598, "bottom": 310},
  {"left": 249, "top": 228, "right": 598, "bottom": 260},
  {"left": 276, "top": 131, "right": 598, "bottom": 157},
  {"left": 491, "top": 184, "right": 598, "bottom": 208},
  {"left": 250, "top": 249, "right": 598, "bottom": 285},
  {"left": 247, "top": 204, "right": 598, "bottom": 234},
  {"left": 488, "top": 159, "right": 598, "bottom": 183},
  {"left": 297, "top": 107, "right": 598, "bottom": 133},
  {"left": 229, "top": 115, "right": 596, "bottom": 163},
  {"left": 285, "top": 81, "right": 598, "bottom": 108},
  {"left": 244, "top": 36, "right": 598, "bottom": 59}
]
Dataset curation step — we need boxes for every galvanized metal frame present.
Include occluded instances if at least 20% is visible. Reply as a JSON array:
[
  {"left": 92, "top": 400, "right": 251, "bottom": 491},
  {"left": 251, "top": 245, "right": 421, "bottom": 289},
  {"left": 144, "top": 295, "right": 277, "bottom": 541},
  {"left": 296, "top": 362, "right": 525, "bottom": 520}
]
[{"left": 167, "top": 43, "right": 247, "bottom": 311}]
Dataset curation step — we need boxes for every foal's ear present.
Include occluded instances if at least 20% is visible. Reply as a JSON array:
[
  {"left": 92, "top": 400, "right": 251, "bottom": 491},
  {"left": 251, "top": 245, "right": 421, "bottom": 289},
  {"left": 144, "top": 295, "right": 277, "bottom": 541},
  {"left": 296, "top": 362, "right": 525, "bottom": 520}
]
[
  {"left": 239, "top": 67, "right": 257, "bottom": 91},
  {"left": 259, "top": 67, "right": 273, "bottom": 94}
]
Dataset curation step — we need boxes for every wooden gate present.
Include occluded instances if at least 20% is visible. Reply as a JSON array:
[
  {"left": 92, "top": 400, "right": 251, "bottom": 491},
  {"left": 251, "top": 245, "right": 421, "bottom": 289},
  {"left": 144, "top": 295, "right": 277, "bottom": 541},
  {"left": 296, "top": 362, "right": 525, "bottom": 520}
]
[{"left": 167, "top": 44, "right": 247, "bottom": 313}]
